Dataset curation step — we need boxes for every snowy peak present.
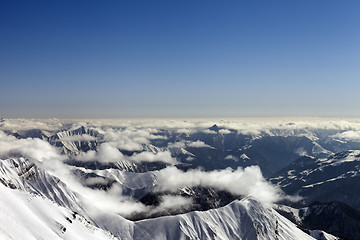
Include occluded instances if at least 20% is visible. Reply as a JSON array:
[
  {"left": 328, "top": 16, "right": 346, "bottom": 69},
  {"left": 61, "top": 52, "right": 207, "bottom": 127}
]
[
  {"left": 0, "top": 157, "right": 87, "bottom": 217},
  {"left": 133, "top": 197, "right": 315, "bottom": 240},
  {"left": 49, "top": 126, "right": 100, "bottom": 154},
  {"left": 208, "top": 124, "right": 220, "bottom": 132}
]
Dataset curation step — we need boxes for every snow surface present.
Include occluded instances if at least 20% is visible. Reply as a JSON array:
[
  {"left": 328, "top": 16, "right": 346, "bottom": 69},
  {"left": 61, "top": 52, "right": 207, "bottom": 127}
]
[
  {"left": 133, "top": 197, "right": 315, "bottom": 240},
  {"left": 0, "top": 184, "right": 118, "bottom": 240}
]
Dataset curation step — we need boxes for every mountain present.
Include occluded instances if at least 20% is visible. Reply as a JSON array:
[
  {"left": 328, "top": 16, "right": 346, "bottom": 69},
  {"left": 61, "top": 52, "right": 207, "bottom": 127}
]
[
  {"left": 270, "top": 150, "right": 360, "bottom": 210},
  {"left": 48, "top": 126, "right": 101, "bottom": 154},
  {"left": 132, "top": 197, "right": 316, "bottom": 240},
  {"left": 276, "top": 201, "right": 360, "bottom": 240},
  {"left": 2, "top": 119, "right": 360, "bottom": 239},
  {"left": 0, "top": 157, "right": 321, "bottom": 240},
  {"left": 0, "top": 157, "right": 87, "bottom": 216},
  {"left": 0, "top": 183, "right": 118, "bottom": 240}
]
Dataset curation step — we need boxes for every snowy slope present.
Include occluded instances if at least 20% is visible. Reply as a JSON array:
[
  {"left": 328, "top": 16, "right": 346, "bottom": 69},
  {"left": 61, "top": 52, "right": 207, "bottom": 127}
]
[
  {"left": 132, "top": 197, "right": 315, "bottom": 240},
  {"left": 0, "top": 184, "right": 118, "bottom": 240},
  {"left": 0, "top": 157, "right": 88, "bottom": 216},
  {"left": 270, "top": 150, "right": 360, "bottom": 209}
]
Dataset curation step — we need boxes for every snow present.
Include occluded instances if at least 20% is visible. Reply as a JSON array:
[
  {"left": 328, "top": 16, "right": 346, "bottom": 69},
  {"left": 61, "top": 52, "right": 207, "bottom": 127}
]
[
  {"left": 310, "top": 230, "right": 339, "bottom": 240},
  {"left": 133, "top": 197, "right": 315, "bottom": 240},
  {"left": 0, "top": 184, "right": 118, "bottom": 240},
  {"left": 240, "top": 153, "right": 250, "bottom": 160},
  {"left": 0, "top": 162, "right": 317, "bottom": 240}
]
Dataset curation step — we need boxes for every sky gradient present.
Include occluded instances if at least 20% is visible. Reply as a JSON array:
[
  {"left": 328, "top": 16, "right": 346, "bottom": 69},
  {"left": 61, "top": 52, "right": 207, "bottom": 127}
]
[{"left": 1, "top": 0, "right": 359, "bottom": 118}]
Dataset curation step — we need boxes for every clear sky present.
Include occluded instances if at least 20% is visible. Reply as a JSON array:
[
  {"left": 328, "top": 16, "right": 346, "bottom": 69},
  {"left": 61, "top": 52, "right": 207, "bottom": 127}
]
[{"left": 1, "top": 0, "right": 359, "bottom": 118}]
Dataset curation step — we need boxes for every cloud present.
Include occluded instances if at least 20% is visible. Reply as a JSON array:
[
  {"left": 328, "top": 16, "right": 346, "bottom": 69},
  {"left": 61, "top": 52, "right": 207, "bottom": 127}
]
[
  {"left": 75, "top": 143, "right": 125, "bottom": 163},
  {"left": 84, "top": 177, "right": 111, "bottom": 186},
  {"left": 0, "top": 131, "right": 63, "bottom": 162},
  {"left": 168, "top": 140, "right": 212, "bottom": 149},
  {"left": 332, "top": 130, "right": 360, "bottom": 141},
  {"left": 80, "top": 184, "right": 150, "bottom": 217},
  {"left": 187, "top": 140, "right": 212, "bottom": 148},
  {"left": 167, "top": 140, "right": 186, "bottom": 149},
  {"left": 295, "top": 147, "right": 308, "bottom": 156},
  {"left": 154, "top": 166, "right": 284, "bottom": 205},
  {"left": 225, "top": 155, "right": 238, "bottom": 161},
  {"left": 203, "top": 129, "right": 217, "bottom": 134},
  {"left": 101, "top": 127, "right": 165, "bottom": 151},
  {"left": 0, "top": 133, "right": 149, "bottom": 218},
  {"left": 3, "top": 117, "right": 360, "bottom": 219},
  {"left": 153, "top": 195, "right": 193, "bottom": 212},
  {"left": 130, "top": 151, "right": 177, "bottom": 164},
  {"left": 219, "top": 129, "right": 232, "bottom": 134},
  {"left": 0, "top": 118, "right": 64, "bottom": 131}
]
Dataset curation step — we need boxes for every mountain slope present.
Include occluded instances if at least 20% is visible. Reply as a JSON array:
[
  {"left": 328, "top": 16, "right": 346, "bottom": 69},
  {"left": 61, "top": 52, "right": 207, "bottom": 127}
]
[
  {"left": 270, "top": 150, "right": 360, "bottom": 210},
  {"left": 0, "top": 184, "right": 118, "bottom": 240},
  {"left": 132, "top": 197, "right": 315, "bottom": 240}
]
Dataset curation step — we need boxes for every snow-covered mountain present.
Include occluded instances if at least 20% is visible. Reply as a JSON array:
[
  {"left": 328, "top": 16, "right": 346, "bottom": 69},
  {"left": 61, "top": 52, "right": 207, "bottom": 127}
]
[
  {"left": 270, "top": 150, "right": 360, "bottom": 210},
  {"left": 0, "top": 178, "right": 319, "bottom": 240},
  {"left": 0, "top": 184, "right": 118, "bottom": 240},
  {"left": 2, "top": 118, "right": 360, "bottom": 239},
  {"left": 0, "top": 155, "right": 326, "bottom": 240},
  {"left": 132, "top": 197, "right": 317, "bottom": 240},
  {"left": 276, "top": 201, "right": 360, "bottom": 240}
]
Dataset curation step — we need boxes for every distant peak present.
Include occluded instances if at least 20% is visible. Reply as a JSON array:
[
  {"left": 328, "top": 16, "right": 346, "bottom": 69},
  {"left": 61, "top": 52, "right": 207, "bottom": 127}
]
[{"left": 208, "top": 124, "right": 220, "bottom": 132}]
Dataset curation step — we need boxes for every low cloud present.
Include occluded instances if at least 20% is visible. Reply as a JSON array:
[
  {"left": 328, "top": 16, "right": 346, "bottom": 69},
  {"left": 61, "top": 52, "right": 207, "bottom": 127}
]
[
  {"left": 152, "top": 195, "right": 193, "bottom": 213},
  {"left": 101, "top": 127, "right": 165, "bottom": 151},
  {"left": 0, "top": 118, "right": 64, "bottom": 131},
  {"left": 333, "top": 130, "right": 360, "bottom": 141},
  {"left": 167, "top": 140, "right": 186, "bottom": 149},
  {"left": 155, "top": 166, "right": 284, "bottom": 205},
  {"left": 130, "top": 151, "right": 177, "bottom": 164},
  {"left": 0, "top": 131, "right": 63, "bottom": 162},
  {"left": 225, "top": 155, "right": 238, "bottom": 161},
  {"left": 168, "top": 140, "right": 212, "bottom": 149},
  {"left": 219, "top": 129, "right": 232, "bottom": 134},
  {"left": 75, "top": 143, "right": 125, "bottom": 163},
  {"left": 203, "top": 129, "right": 217, "bottom": 134},
  {"left": 187, "top": 140, "right": 212, "bottom": 148},
  {"left": 295, "top": 147, "right": 308, "bottom": 156}
]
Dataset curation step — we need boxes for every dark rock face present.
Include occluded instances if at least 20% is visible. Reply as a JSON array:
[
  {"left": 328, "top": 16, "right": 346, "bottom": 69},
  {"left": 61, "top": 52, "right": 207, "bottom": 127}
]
[
  {"left": 131, "top": 187, "right": 238, "bottom": 221},
  {"left": 301, "top": 201, "right": 360, "bottom": 240}
]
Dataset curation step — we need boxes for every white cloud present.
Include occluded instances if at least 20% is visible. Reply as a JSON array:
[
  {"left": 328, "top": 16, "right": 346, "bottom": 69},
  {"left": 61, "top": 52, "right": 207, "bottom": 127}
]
[
  {"left": 295, "top": 147, "right": 308, "bottom": 156},
  {"left": 219, "top": 129, "right": 232, "bottom": 134},
  {"left": 101, "top": 127, "right": 165, "bottom": 151},
  {"left": 154, "top": 195, "right": 193, "bottom": 212},
  {"left": 203, "top": 129, "right": 217, "bottom": 134},
  {"left": 168, "top": 140, "right": 212, "bottom": 149},
  {"left": 0, "top": 118, "right": 64, "bottom": 131},
  {"left": 154, "top": 166, "right": 284, "bottom": 205},
  {"left": 84, "top": 177, "right": 110, "bottom": 186},
  {"left": 75, "top": 143, "right": 124, "bottom": 163},
  {"left": 130, "top": 151, "right": 177, "bottom": 164},
  {"left": 332, "top": 130, "right": 360, "bottom": 141},
  {"left": 167, "top": 140, "right": 186, "bottom": 149},
  {"left": 0, "top": 131, "right": 63, "bottom": 162},
  {"left": 187, "top": 140, "right": 212, "bottom": 148},
  {"left": 225, "top": 155, "right": 238, "bottom": 161}
]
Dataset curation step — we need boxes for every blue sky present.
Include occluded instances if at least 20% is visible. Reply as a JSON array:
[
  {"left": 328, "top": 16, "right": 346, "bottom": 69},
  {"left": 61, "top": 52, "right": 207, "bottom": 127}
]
[{"left": 1, "top": 0, "right": 359, "bottom": 118}]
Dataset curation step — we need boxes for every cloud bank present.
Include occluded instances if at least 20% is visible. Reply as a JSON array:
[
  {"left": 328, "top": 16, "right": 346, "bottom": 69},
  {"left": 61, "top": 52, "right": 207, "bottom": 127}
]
[
  {"left": 154, "top": 166, "right": 284, "bottom": 205},
  {"left": 0, "top": 131, "right": 63, "bottom": 162}
]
